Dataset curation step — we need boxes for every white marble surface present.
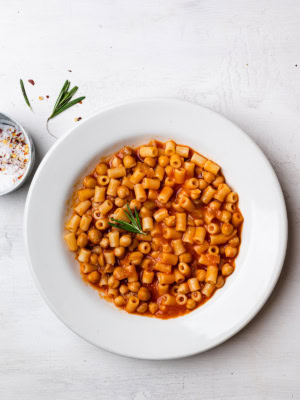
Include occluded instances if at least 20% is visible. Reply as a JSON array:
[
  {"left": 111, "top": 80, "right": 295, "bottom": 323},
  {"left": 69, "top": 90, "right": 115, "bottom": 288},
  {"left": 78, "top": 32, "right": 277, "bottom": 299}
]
[{"left": 0, "top": 0, "right": 299, "bottom": 399}]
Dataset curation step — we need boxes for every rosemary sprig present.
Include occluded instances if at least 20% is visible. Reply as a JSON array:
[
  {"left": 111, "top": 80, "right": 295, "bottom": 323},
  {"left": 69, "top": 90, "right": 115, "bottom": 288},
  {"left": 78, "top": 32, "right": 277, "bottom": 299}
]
[
  {"left": 47, "top": 80, "right": 85, "bottom": 138},
  {"left": 48, "top": 80, "right": 85, "bottom": 121},
  {"left": 109, "top": 204, "right": 146, "bottom": 235},
  {"left": 50, "top": 96, "right": 85, "bottom": 119},
  {"left": 20, "top": 79, "right": 32, "bottom": 110}
]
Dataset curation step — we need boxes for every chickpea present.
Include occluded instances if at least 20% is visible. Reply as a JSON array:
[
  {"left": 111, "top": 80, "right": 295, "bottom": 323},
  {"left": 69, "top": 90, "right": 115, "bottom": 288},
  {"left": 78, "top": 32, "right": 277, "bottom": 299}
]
[
  {"left": 122, "top": 146, "right": 133, "bottom": 156},
  {"left": 165, "top": 216, "right": 175, "bottom": 227},
  {"left": 114, "top": 296, "right": 126, "bottom": 307},
  {"left": 222, "top": 223, "right": 234, "bottom": 236},
  {"left": 203, "top": 171, "right": 215, "bottom": 183},
  {"left": 137, "top": 302, "right": 148, "bottom": 313},
  {"left": 98, "top": 253, "right": 105, "bottom": 267},
  {"left": 113, "top": 266, "right": 127, "bottom": 280},
  {"left": 83, "top": 175, "right": 97, "bottom": 188},
  {"left": 138, "top": 287, "right": 151, "bottom": 301},
  {"left": 158, "top": 155, "right": 170, "bottom": 167},
  {"left": 108, "top": 275, "right": 120, "bottom": 288},
  {"left": 87, "top": 271, "right": 100, "bottom": 284},
  {"left": 114, "top": 246, "right": 126, "bottom": 258},
  {"left": 129, "top": 199, "right": 141, "bottom": 210},
  {"left": 117, "top": 185, "right": 130, "bottom": 199},
  {"left": 139, "top": 207, "right": 152, "bottom": 218},
  {"left": 186, "top": 298, "right": 196, "bottom": 310},
  {"left": 115, "top": 197, "right": 126, "bottom": 207},
  {"left": 228, "top": 236, "right": 240, "bottom": 247},
  {"left": 209, "top": 200, "right": 221, "bottom": 211},
  {"left": 216, "top": 275, "right": 225, "bottom": 288},
  {"left": 120, "top": 235, "right": 132, "bottom": 247},
  {"left": 90, "top": 253, "right": 98, "bottom": 265},
  {"left": 144, "top": 157, "right": 156, "bottom": 167},
  {"left": 92, "top": 246, "right": 102, "bottom": 255},
  {"left": 149, "top": 302, "right": 159, "bottom": 314},
  {"left": 96, "top": 163, "right": 108, "bottom": 175},
  {"left": 100, "top": 237, "right": 109, "bottom": 248},
  {"left": 77, "top": 232, "right": 88, "bottom": 248},
  {"left": 220, "top": 210, "right": 232, "bottom": 223},
  {"left": 196, "top": 270, "right": 206, "bottom": 282},
  {"left": 129, "top": 251, "right": 143, "bottom": 265},
  {"left": 222, "top": 263, "right": 234, "bottom": 276},
  {"left": 199, "top": 179, "right": 208, "bottom": 190},
  {"left": 107, "top": 288, "right": 119, "bottom": 298},
  {"left": 123, "top": 155, "right": 136, "bottom": 169},
  {"left": 88, "top": 228, "right": 102, "bottom": 244},
  {"left": 119, "top": 284, "right": 129, "bottom": 295},
  {"left": 128, "top": 281, "right": 141, "bottom": 292},
  {"left": 225, "top": 246, "right": 238, "bottom": 258}
]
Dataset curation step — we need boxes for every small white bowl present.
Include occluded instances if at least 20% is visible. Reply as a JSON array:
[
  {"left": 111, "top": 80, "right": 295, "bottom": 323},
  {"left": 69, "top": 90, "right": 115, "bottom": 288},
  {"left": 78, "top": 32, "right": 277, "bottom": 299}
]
[
  {"left": 0, "top": 112, "right": 35, "bottom": 196},
  {"left": 24, "top": 99, "right": 287, "bottom": 360}
]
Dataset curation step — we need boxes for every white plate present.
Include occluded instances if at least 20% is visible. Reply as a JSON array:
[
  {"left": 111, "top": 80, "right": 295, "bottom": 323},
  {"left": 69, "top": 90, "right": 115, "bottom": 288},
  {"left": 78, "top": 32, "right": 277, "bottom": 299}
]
[{"left": 24, "top": 99, "right": 287, "bottom": 360}]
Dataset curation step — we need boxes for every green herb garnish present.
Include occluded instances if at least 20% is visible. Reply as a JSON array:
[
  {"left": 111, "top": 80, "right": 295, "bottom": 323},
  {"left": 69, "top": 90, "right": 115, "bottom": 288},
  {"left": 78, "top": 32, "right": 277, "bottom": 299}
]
[
  {"left": 47, "top": 80, "right": 85, "bottom": 138},
  {"left": 109, "top": 204, "right": 146, "bottom": 235},
  {"left": 20, "top": 79, "right": 32, "bottom": 110}
]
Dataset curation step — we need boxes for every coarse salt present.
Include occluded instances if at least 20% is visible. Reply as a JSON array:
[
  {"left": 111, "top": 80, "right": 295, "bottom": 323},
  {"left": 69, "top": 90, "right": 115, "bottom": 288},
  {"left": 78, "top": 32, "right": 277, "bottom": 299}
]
[{"left": 0, "top": 124, "right": 29, "bottom": 193}]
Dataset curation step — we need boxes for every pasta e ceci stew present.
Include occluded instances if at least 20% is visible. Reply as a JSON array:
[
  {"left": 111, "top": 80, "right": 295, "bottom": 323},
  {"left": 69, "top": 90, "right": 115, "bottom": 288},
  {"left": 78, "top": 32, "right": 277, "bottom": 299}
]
[{"left": 64, "top": 140, "right": 243, "bottom": 319}]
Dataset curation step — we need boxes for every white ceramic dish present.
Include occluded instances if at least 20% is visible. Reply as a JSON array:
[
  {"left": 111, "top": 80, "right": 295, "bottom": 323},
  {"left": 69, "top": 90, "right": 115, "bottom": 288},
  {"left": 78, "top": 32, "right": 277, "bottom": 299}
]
[{"left": 24, "top": 98, "right": 287, "bottom": 360}]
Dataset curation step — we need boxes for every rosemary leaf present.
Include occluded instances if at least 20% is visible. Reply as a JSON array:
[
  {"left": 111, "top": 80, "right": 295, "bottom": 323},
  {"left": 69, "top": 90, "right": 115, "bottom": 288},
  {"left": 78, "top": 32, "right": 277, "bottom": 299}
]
[
  {"left": 20, "top": 79, "right": 32, "bottom": 109},
  {"left": 113, "top": 225, "right": 140, "bottom": 234},
  {"left": 134, "top": 207, "right": 142, "bottom": 230},
  {"left": 108, "top": 222, "right": 127, "bottom": 230},
  {"left": 124, "top": 209, "right": 134, "bottom": 225},
  {"left": 52, "top": 80, "right": 69, "bottom": 116},
  {"left": 125, "top": 204, "right": 140, "bottom": 230},
  {"left": 58, "top": 86, "right": 78, "bottom": 108}
]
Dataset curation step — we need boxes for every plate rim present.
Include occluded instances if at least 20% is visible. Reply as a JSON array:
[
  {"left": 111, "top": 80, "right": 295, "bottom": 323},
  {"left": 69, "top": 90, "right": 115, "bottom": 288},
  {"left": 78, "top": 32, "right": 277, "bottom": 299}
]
[{"left": 24, "top": 97, "right": 288, "bottom": 360}]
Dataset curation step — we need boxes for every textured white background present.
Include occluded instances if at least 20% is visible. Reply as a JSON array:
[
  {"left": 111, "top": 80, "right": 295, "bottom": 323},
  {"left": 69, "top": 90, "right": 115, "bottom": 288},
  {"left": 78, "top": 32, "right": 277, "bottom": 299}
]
[{"left": 0, "top": 0, "right": 299, "bottom": 399}]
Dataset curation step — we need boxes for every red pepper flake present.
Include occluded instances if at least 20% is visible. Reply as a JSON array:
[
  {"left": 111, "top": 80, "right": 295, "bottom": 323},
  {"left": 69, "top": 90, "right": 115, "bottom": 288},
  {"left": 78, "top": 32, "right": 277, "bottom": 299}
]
[
  {"left": 68, "top": 70, "right": 72, "bottom": 72},
  {"left": 28, "top": 79, "right": 35, "bottom": 86},
  {"left": 79, "top": 101, "right": 82, "bottom": 104},
  {"left": 46, "top": 95, "right": 49, "bottom": 99},
  {"left": 74, "top": 117, "right": 82, "bottom": 122},
  {"left": 16, "top": 132, "right": 22, "bottom": 137},
  {"left": 0, "top": 129, "right": 2, "bottom": 133}
]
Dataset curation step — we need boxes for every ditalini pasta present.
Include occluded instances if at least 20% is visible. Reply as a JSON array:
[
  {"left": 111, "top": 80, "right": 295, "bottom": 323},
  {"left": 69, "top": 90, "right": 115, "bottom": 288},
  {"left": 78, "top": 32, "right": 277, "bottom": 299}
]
[{"left": 64, "top": 140, "right": 243, "bottom": 319}]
